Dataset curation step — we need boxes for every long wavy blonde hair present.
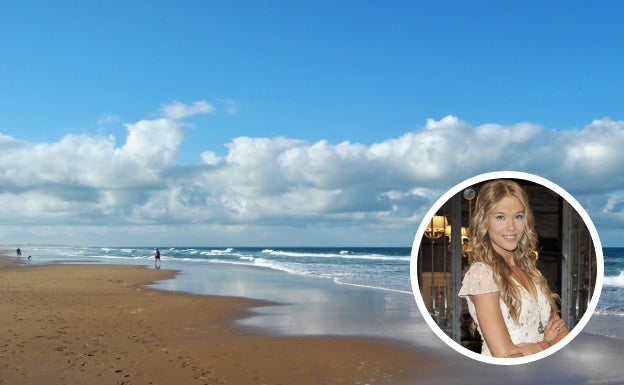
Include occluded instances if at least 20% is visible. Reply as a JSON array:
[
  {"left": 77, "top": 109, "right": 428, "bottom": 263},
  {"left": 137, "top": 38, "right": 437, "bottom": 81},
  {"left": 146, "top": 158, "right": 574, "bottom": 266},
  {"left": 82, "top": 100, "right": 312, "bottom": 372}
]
[{"left": 469, "top": 179, "right": 558, "bottom": 322}]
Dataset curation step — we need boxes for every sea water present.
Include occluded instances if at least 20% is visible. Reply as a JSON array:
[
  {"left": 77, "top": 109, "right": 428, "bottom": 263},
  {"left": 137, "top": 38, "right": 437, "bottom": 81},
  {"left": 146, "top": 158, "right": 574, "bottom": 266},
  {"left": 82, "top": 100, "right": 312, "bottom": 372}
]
[
  {"left": 599, "top": 247, "right": 624, "bottom": 316},
  {"left": 585, "top": 247, "right": 624, "bottom": 340},
  {"left": 16, "top": 245, "right": 412, "bottom": 293}
]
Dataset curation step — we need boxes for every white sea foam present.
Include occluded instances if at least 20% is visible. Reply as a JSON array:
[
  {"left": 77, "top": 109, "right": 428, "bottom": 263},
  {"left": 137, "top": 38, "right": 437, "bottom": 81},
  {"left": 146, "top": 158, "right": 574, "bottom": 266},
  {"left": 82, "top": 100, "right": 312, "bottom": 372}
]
[
  {"left": 251, "top": 257, "right": 302, "bottom": 275},
  {"left": 260, "top": 248, "right": 408, "bottom": 261},
  {"left": 603, "top": 270, "right": 624, "bottom": 287},
  {"left": 207, "top": 247, "right": 234, "bottom": 254},
  {"left": 332, "top": 277, "right": 413, "bottom": 294},
  {"left": 593, "top": 308, "right": 624, "bottom": 317}
]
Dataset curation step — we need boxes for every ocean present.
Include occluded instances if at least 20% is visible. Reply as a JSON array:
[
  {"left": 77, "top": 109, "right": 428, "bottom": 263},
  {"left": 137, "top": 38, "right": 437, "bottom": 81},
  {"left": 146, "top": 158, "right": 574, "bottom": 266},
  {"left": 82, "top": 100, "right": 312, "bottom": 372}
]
[
  {"left": 9, "top": 244, "right": 623, "bottom": 340},
  {"left": 600, "top": 247, "right": 624, "bottom": 316},
  {"left": 17, "top": 245, "right": 412, "bottom": 293}
]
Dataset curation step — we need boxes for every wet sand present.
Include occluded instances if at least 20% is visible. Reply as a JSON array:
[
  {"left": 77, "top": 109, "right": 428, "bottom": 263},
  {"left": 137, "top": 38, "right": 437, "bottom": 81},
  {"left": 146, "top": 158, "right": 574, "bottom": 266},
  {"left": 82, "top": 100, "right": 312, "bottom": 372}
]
[{"left": 0, "top": 256, "right": 430, "bottom": 384}]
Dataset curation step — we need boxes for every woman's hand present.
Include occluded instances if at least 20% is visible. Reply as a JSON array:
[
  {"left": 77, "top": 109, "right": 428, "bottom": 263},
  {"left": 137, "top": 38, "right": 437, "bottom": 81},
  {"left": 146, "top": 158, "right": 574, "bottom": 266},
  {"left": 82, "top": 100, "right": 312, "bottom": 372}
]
[
  {"left": 544, "top": 316, "right": 567, "bottom": 342},
  {"left": 507, "top": 317, "right": 569, "bottom": 357},
  {"left": 508, "top": 342, "right": 543, "bottom": 357}
]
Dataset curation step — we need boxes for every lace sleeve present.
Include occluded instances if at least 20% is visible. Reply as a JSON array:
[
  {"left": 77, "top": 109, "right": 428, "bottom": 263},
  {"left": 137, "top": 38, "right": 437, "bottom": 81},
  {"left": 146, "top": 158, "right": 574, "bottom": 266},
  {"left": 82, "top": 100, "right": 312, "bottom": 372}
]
[{"left": 458, "top": 262, "right": 499, "bottom": 297}]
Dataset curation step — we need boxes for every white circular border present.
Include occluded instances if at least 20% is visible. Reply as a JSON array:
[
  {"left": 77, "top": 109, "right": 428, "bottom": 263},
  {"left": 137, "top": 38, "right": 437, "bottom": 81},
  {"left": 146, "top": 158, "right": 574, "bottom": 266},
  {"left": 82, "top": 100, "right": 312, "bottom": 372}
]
[{"left": 409, "top": 171, "right": 604, "bottom": 365}]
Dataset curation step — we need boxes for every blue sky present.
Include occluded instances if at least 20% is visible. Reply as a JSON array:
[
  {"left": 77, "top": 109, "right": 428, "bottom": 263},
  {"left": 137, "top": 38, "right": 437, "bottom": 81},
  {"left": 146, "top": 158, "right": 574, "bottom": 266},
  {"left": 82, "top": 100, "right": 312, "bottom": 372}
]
[{"left": 1, "top": 1, "right": 624, "bottom": 247}]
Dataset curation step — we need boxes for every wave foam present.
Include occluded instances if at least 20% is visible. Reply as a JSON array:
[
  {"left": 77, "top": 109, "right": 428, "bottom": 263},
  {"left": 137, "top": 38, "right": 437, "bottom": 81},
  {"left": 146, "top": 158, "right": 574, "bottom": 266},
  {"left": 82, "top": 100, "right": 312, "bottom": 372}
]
[
  {"left": 593, "top": 308, "right": 624, "bottom": 317},
  {"left": 207, "top": 247, "right": 234, "bottom": 255},
  {"left": 252, "top": 257, "right": 301, "bottom": 275},
  {"left": 260, "top": 249, "right": 408, "bottom": 261},
  {"left": 603, "top": 271, "right": 624, "bottom": 287}
]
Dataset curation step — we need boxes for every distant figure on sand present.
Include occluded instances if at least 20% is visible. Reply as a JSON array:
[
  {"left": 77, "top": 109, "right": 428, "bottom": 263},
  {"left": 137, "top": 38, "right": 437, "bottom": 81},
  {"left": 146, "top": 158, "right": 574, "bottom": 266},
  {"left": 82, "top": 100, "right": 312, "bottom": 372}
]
[
  {"left": 155, "top": 248, "right": 161, "bottom": 269},
  {"left": 16, "top": 247, "right": 22, "bottom": 257}
]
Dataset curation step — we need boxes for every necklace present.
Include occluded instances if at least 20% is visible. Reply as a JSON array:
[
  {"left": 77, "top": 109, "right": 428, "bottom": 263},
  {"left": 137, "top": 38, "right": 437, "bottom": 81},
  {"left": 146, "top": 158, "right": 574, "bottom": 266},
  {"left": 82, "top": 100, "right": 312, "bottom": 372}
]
[{"left": 537, "top": 298, "right": 544, "bottom": 333}]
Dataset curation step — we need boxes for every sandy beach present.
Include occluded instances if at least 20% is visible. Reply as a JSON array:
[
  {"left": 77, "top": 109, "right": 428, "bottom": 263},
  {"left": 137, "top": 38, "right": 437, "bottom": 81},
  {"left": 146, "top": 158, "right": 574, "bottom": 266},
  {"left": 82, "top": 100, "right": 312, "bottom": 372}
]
[
  {"left": 0, "top": 255, "right": 428, "bottom": 385},
  {"left": 2, "top": 252, "right": 624, "bottom": 385}
]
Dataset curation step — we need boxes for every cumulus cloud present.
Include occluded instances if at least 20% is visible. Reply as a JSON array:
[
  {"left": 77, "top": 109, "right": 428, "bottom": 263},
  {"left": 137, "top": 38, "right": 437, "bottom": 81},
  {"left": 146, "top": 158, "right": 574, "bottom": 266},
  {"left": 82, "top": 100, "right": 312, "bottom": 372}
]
[
  {"left": 200, "top": 151, "right": 221, "bottom": 166},
  {"left": 550, "top": 118, "right": 624, "bottom": 190},
  {"left": 1, "top": 104, "right": 623, "bottom": 246}
]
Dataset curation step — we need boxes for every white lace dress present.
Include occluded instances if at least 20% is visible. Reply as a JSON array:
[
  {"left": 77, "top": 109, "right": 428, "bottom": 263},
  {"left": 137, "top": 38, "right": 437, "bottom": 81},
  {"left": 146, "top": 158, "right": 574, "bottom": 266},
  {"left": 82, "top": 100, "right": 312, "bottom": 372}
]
[{"left": 458, "top": 262, "right": 551, "bottom": 356}]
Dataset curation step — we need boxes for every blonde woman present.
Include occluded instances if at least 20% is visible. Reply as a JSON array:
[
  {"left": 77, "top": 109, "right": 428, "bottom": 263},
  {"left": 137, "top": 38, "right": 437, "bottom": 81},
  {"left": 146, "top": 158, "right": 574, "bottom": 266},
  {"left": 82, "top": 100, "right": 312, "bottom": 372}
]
[{"left": 458, "top": 179, "right": 568, "bottom": 357}]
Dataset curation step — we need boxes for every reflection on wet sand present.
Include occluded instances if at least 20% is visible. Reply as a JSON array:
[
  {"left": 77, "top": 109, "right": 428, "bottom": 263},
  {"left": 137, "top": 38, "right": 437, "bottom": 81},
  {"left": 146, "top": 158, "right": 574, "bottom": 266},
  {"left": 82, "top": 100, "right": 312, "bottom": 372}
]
[{"left": 151, "top": 262, "right": 624, "bottom": 384}]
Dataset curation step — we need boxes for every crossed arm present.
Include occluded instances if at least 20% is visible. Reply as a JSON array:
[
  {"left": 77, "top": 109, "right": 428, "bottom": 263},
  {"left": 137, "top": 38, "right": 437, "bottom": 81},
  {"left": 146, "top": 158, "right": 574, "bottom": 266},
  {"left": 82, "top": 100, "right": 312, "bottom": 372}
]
[{"left": 469, "top": 292, "right": 567, "bottom": 357}]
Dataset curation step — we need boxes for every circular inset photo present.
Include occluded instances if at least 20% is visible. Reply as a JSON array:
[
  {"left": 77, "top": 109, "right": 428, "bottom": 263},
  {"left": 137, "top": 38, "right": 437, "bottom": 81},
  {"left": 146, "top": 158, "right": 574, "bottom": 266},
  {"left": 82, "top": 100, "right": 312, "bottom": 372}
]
[{"left": 410, "top": 171, "right": 603, "bottom": 365}]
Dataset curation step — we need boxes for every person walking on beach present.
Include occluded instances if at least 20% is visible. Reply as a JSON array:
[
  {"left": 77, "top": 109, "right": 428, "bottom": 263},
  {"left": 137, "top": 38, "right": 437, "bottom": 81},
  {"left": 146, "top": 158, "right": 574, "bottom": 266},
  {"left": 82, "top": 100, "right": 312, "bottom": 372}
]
[
  {"left": 16, "top": 247, "right": 22, "bottom": 257},
  {"left": 154, "top": 248, "right": 161, "bottom": 269},
  {"left": 458, "top": 179, "right": 568, "bottom": 357}
]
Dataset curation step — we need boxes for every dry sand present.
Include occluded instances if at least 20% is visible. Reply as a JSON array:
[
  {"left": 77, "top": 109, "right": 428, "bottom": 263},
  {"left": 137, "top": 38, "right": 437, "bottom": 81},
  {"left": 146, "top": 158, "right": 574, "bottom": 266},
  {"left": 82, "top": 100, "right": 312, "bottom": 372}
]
[{"left": 0, "top": 256, "right": 429, "bottom": 385}]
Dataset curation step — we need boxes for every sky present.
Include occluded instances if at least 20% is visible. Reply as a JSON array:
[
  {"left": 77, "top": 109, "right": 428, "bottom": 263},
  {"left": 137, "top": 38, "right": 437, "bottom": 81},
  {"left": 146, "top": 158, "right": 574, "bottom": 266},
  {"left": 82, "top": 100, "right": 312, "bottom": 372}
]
[{"left": 1, "top": 1, "right": 624, "bottom": 247}]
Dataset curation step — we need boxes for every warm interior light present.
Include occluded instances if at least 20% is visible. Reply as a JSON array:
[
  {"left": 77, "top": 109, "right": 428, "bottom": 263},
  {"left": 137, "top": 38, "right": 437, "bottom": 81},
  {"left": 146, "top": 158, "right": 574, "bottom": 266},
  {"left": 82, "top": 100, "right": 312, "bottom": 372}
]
[
  {"left": 444, "top": 225, "right": 472, "bottom": 256},
  {"left": 425, "top": 215, "right": 448, "bottom": 239}
]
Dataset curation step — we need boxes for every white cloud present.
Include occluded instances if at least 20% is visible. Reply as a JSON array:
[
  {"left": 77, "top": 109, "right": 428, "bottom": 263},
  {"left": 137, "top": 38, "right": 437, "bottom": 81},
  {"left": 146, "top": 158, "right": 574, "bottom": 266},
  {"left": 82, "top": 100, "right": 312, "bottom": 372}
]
[
  {"left": 554, "top": 118, "right": 624, "bottom": 187},
  {"left": 1, "top": 106, "right": 624, "bottom": 246},
  {"left": 200, "top": 151, "right": 222, "bottom": 166},
  {"left": 161, "top": 100, "right": 214, "bottom": 120},
  {"left": 0, "top": 133, "right": 18, "bottom": 144},
  {"left": 116, "top": 118, "right": 182, "bottom": 176}
]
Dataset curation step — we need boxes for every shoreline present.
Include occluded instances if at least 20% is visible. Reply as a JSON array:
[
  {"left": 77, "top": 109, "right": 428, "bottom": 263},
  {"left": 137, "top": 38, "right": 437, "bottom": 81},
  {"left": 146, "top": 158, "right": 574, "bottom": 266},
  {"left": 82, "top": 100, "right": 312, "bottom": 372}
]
[{"left": 0, "top": 255, "right": 428, "bottom": 384}]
